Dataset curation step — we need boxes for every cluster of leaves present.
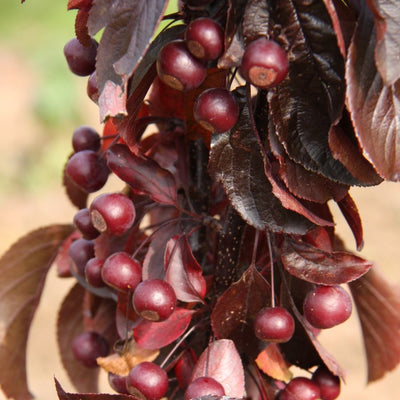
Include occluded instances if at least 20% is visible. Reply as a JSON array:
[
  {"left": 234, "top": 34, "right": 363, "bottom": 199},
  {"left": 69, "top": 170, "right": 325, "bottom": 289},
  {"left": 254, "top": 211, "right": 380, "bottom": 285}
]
[{"left": 2, "top": 0, "right": 400, "bottom": 399}]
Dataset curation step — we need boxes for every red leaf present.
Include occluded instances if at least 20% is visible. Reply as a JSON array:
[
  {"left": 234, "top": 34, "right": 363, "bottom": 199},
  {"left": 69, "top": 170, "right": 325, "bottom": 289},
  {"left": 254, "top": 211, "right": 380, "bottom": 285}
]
[
  {"left": 191, "top": 339, "right": 246, "bottom": 399},
  {"left": 56, "top": 284, "right": 100, "bottom": 393},
  {"left": 211, "top": 265, "right": 270, "bottom": 357},
  {"left": 346, "top": 3, "right": 400, "bottom": 181},
  {"left": 0, "top": 224, "right": 74, "bottom": 400},
  {"left": 365, "top": 0, "right": 400, "bottom": 85},
  {"left": 280, "top": 237, "right": 372, "bottom": 285},
  {"left": 133, "top": 308, "right": 194, "bottom": 350},
  {"left": 349, "top": 268, "right": 400, "bottom": 382},
  {"left": 142, "top": 221, "right": 182, "bottom": 280},
  {"left": 165, "top": 235, "right": 207, "bottom": 303},
  {"left": 336, "top": 192, "right": 364, "bottom": 251},
  {"left": 88, "top": 0, "right": 169, "bottom": 120},
  {"left": 67, "top": 0, "right": 92, "bottom": 10},
  {"left": 55, "top": 378, "right": 132, "bottom": 400},
  {"left": 75, "top": 8, "right": 93, "bottom": 48},
  {"left": 106, "top": 143, "right": 178, "bottom": 206}
]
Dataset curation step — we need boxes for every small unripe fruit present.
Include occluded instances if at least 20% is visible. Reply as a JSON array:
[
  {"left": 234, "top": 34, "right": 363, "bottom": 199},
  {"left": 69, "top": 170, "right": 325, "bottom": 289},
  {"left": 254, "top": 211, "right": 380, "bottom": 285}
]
[
  {"left": 68, "top": 238, "right": 95, "bottom": 276},
  {"left": 157, "top": 40, "right": 207, "bottom": 91},
  {"left": 85, "top": 257, "right": 106, "bottom": 288},
  {"left": 73, "top": 208, "right": 100, "bottom": 240},
  {"left": 194, "top": 88, "right": 239, "bottom": 133},
  {"left": 254, "top": 306, "right": 295, "bottom": 343},
  {"left": 303, "top": 285, "right": 352, "bottom": 329},
  {"left": 240, "top": 37, "right": 289, "bottom": 88}
]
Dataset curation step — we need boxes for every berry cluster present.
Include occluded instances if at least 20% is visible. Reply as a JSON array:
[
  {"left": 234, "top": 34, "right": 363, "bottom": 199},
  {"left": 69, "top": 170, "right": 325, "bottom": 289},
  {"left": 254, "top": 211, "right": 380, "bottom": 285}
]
[{"left": 51, "top": 1, "right": 377, "bottom": 399}]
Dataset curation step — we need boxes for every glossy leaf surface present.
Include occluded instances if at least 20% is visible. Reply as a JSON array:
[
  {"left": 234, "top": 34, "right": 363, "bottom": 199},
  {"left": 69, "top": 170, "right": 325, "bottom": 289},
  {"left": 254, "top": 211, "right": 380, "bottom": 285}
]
[
  {"left": 280, "top": 237, "right": 372, "bottom": 285},
  {"left": 106, "top": 143, "right": 178, "bottom": 205},
  {"left": 133, "top": 308, "right": 194, "bottom": 349}
]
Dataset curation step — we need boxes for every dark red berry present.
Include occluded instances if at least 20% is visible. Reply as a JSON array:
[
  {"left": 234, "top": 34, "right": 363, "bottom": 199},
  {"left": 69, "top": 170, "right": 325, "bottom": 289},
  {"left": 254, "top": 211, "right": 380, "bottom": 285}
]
[
  {"left": 72, "top": 126, "right": 101, "bottom": 152},
  {"left": 240, "top": 37, "right": 289, "bottom": 89},
  {"left": 185, "top": 17, "right": 224, "bottom": 61},
  {"left": 132, "top": 279, "right": 176, "bottom": 321},
  {"left": 63, "top": 37, "right": 98, "bottom": 77},
  {"left": 85, "top": 257, "right": 106, "bottom": 288},
  {"left": 71, "top": 331, "right": 109, "bottom": 368},
  {"left": 157, "top": 40, "right": 207, "bottom": 91},
  {"left": 194, "top": 88, "right": 239, "bottom": 133},
  {"left": 254, "top": 306, "right": 295, "bottom": 343},
  {"left": 73, "top": 208, "right": 100, "bottom": 240},
  {"left": 303, "top": 285, "right": 352, "bottom": 329},
  {"left": 90, "top": 192, "right": 136, "bottom": 236},
  {"left": 278, "top": 377, "right": 321, "bottom": 400},
  {"left": 312, "top": 366, "right": 341, "bottom": 400},
  {"left": 126, "top": 362, "right": 168, "bottom": 400},
  {"left": 68, "top": 238, "right": 95, "bottom": 276},
  {"left": 184, "top": 376, "right": 225, "bottom": 400},
  {"left": 102, "top": 252, "right": 142, "bottom": 292},
  {"left": 65, "top": 150, "right": 109, "bottom": 193},
  {"left": 108, "top": 373, "right": 129, "bottom": 394},
  {"left": 87, "top": 70, "right": 99, "bottom": 103}
]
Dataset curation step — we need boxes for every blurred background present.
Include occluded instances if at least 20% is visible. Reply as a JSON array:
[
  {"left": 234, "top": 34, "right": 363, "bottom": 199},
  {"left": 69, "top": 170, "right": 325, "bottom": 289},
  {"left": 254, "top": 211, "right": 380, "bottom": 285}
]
[{"left": 1, "top": 1, "right": 400, "bottom": 399}]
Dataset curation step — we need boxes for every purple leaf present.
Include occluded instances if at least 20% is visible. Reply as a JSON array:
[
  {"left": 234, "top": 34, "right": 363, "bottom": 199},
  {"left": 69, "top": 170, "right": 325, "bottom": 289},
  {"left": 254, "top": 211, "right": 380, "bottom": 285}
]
[
  {"left": 279, "top": 237, "right": 372, "bottom": 285},
  {"left": 0, "top": 224, "right": 74, "bottom": 400},
  {"left": 55, "top": 377, "right": 132, "bottom": 400},
  {"left": 211, "top": 265, "right": 270, "bottom": 357},
  {"left": 133, "top": 308, "right": 194, "bottom": 350},
  {"left": 269, "top": 0, "right": 358, "bottom": 185},
  {"left": 349, "top": 268, "right": 400, "bottom": 382},
  {"left": 142, "top": 220, "right": 182, "bottom": 280},
  {"left": 88, "top": 0, "right": 169, "bottom": 120},
  {"left": 106, "top": 143, "right": 178, "bottom": 206},
  {"left": 191, "top": 339, "right": 246, "bottom": 399},
  {"left": 209, "top": 99, "right": 313, "bottom": 234},
  {"left": 336, "top": 192, "right": 364, "bottom": 251},
  {"left": 346, "top": 3, "right": 400, "bottom": 181},
  {"left": 366, "top": 0, "right": 400, "bottom": 85},
  {"left": 164, "top": 235, "right": 207, "bottom": 303}
]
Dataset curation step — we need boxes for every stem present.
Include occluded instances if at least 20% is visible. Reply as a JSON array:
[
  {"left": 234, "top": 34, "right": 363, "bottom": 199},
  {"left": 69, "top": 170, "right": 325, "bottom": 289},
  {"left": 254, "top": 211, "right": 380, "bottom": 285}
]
[
  {"left": 159, "top": 323, "right": 198, "bottom": 369},
  {"left": 267, "top": 231, "right": 275, "bottom": 308},
  {"left": 251, "top": 229, "right": 260, "bottom": 266}
]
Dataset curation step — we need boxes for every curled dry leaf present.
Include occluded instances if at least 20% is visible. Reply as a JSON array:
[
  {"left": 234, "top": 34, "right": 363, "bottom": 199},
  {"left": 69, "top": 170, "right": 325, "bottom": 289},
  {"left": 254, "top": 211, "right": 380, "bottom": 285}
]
[
  {"left": 97, "top": 340, "right": 159, "bottom": 376},
  {"left": 255, "top": 344, "right": 292, "bottom": 382}
]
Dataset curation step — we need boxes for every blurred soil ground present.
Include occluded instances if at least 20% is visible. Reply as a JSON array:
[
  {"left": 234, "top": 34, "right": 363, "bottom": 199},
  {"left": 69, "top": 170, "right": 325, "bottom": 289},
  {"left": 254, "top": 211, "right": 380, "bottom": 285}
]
[{"left": 1, "top": 43, "right": 400, "bottom": 400}]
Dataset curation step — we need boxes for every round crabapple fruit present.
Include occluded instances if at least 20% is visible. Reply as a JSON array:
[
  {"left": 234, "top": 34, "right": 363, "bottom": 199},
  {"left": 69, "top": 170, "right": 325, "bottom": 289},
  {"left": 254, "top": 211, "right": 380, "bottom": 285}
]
[
  {"left": 132, "top": 279, "right": 176, "bottom": 321},
  {"left": 240, "top": 37, "right": 289, "bottom": 89},
  {"left": 254, "top": 306, "right": 295, "bottom": 343},
  {"left": 194, "top": 87, "right": 239, "bottom": 133},
  {"left": 303, "top": 285, "right": 352, "bottom": 329},
  {"left": 185, "top": 17, "right": 224, "bottom": 61},
  {"left": 157, "top": 40, "right": 207, "bottom": 91},
  {"left": 71, "top": 331, "right": 109, "bottom": 368},
  {"left": 90, "top": 192, "right": 136, "bottom": 236},
  {"left": 126, "top": 362, "right": 168, "bottom": 400},
  {"left": 184, "top": 376, "right": 225, "bottom": 400},
  {"left": 63, "top": 37, "right": 98, "bottom": 77}
]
